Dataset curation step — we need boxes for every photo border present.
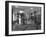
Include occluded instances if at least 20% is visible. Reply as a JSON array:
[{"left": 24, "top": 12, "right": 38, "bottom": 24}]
[{"left": 5, "top": 1, "right": 45, "bottom": 36}]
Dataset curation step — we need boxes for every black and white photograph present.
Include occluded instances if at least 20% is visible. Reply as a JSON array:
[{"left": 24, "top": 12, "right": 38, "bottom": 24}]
[
  {"left": 5, "top": 1, "right": 45, "bottom": 36},
  {"left": 12, "top": 6, "right": 41, "bottom": 31}
]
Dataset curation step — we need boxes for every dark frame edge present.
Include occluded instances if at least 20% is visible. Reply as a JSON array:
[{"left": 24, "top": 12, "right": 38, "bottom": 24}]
[
  {"left": 44, "top": 3, "right": 45, "bottom": 34},
  {"left": 5, "top": 1, "right": 9, "bottom": 36},
  {"left": 5, "top": 1, "right": 45, "bottom": 4}
]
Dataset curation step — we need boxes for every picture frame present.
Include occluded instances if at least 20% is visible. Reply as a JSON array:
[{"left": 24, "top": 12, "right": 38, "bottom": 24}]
[{"left": 5, "top": 1, "right": 45, "bottom": 36}]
